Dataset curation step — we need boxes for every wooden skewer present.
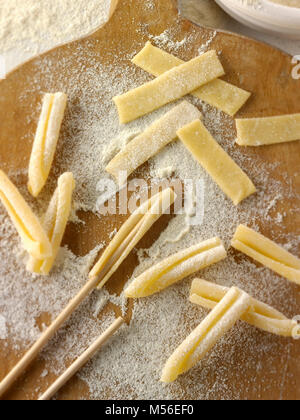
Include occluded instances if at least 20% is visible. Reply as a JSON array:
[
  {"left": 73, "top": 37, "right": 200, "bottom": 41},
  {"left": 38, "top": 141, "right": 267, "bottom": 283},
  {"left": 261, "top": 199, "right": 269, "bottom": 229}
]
[
  {"left": 0, "top": 189, "right": 174, "bottom": 398},
  {"left": 38, "top": 317, "right": 125, "bottom": 401},
  {"left": 0, "top": 274, "right": 100, "bottom": 398}
]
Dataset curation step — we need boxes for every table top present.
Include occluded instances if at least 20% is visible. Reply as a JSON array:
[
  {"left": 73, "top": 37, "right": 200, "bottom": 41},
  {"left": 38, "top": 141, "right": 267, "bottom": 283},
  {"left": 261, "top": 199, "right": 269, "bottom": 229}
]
[{"left": 0, "top": 0, "right": 299, "bottom": 400}]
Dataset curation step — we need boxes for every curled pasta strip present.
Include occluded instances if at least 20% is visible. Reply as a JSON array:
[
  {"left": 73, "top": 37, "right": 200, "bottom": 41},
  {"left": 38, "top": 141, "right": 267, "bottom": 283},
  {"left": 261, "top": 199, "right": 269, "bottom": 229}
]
[
  {"left": 27, "top": 172, "right": 75, "bottom": 275},
  {"left": 124, "top": 237, "right": 227, "bottom": 298},
  {"left": 0, "top": 170, "right": 52, "bottom": 259},
  {"left": 232, "top": 225, "right": 300, "bottom": 285},
  {"left": 89, "top": 187, "right": 177, "bottom": 290},
  {"left": 190, "top": 278, "right": 297, "bottom": 337},
  {"left": 161, "top": 287, "right": 252, "bottom": 383},
  {"left": 28, "top": 92, "right": 67, "bottom": 197}
]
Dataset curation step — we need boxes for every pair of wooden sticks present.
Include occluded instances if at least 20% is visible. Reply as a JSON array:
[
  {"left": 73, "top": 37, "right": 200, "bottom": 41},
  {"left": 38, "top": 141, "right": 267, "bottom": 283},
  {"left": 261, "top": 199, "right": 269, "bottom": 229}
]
[
  {"left": 39, "top": 317, "right": 124, "bottom": 400},
  {"left": 0, "top": 270, "right": 125, "bottom": 400},
  {"left": 0, "top": 272, "right": 100, "bottom": 398},
  {"left": 0, "top": 188, "right": 175, "bottom": 399}
]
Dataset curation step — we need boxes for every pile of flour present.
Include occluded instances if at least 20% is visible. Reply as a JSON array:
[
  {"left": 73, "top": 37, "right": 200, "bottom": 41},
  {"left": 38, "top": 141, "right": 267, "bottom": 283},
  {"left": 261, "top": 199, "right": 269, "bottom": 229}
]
[{"left": 0, "top": 0, "right": 112, "bottom": 74}]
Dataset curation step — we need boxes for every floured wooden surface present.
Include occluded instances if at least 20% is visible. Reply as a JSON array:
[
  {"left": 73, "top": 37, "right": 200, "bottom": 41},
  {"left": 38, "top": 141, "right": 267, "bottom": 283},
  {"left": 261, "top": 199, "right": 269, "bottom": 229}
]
[{"left": 0, "top": 0, "right": 299, "bottom": 400}]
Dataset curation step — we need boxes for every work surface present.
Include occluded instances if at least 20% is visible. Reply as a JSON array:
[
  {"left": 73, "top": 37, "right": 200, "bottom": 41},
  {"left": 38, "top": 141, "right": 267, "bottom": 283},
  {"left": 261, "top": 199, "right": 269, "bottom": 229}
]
[{"left": 0, "top": 0, "right": 299, "bottom": 400}]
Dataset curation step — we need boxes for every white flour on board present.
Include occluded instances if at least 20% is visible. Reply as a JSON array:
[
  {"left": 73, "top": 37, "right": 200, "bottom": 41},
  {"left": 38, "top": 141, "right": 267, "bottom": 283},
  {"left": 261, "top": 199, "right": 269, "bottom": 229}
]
[
  {"left": 0, "top": 0, "right": 113, "bottom": 74},
  {"left": 0, "top": 0, "right": 112, "bottom": 54}
]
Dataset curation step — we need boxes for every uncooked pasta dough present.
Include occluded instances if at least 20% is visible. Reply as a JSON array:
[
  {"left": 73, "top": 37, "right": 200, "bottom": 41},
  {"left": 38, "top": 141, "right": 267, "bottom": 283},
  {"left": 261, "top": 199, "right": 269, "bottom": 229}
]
[{"left": 268, "top": 0, "right": 300, "bottom": 7}]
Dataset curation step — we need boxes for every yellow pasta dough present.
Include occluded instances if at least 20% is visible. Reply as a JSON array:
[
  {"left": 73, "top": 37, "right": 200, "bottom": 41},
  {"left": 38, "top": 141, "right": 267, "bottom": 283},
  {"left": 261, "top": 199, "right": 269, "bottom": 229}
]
[
  {"left": 231, "top": 225, "right": 300, "bottom": 285},
  {"left": 124, "top": 237, "right": 226, "bottom": 298},
  {"left": 89, "top": 188, "right": 176, "bottom": 289},
  {"left": 106, "top": 101, "right": 202, "bottom": 185},
  {"left": 177, "top": 120, "right": 256, "bottom": 205},
  {"left": 113, "top": 50, "right": 225, "bottom": 123},
  {"left": 132, "top": 42, "right": 251, "bottom": 117},
  {"left": 161, "top": 287, "right": 252, "bottom": 383},
  {"left": 190, "top": 278, "right": 296, "bottom": 337},
  {"left": 28, "top": 92, "right": 68, "bottom": 197},
  {"left": 27, "top": 172, "right": 75, "bottom": 275},
  {"left": 0, "top": 170, "right": 52, "bottom": 259},
  {"left": 236, "top": 114, "right": 300, "bottom": 146}
]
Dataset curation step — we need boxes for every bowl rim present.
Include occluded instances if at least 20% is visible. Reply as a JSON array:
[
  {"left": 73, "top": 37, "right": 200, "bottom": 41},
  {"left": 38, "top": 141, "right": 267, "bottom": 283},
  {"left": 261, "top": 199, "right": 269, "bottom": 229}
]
[
  {"left": 216, "top": 0, "right": 300, "bottom": 24},
  {"left": 215, "top": 0, "right": 300, "bottom": 35}
]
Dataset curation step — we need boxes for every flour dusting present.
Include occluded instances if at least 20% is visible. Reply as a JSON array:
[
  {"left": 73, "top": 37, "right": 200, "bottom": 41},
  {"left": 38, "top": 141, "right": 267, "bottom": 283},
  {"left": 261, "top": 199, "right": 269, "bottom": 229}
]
[{"left": 0, "top": 0, "right": 299, "bottom": 400}]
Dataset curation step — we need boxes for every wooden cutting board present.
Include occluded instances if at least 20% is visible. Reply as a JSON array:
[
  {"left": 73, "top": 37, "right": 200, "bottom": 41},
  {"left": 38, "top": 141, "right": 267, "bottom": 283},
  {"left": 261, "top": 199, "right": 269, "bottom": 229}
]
[{"left": 0, "top": 0, "right": 299, "bottom": 400}]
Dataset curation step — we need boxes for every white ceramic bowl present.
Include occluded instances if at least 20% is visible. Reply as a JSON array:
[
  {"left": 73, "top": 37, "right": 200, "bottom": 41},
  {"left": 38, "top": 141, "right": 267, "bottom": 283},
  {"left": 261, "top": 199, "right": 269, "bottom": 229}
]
[{"left": 215, "top": 0, "right": 300, "bottom": 39}]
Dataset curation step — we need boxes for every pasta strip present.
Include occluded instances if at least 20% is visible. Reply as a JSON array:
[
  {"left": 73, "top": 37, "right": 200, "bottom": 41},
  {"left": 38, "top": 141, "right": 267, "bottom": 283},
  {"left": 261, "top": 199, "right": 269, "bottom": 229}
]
[
  {"left": 132, "top": 42, "right": 251, "bottom": 116},
  {"left": 161, "top": 287, "right": 252, "bottom": 383},
  {"left": 28, "top": 92, "right": 67, "bottom": 197},
  {"left": 113, "top": 50, "right": 224, "bottom": 123},
  {"left": 89, "top": 188, "right": 176, "bottom": 289},
  {"left": 236, "top": 114, "right": 300, "bottom": 146},
  {"left": 106, "top": 101, "right": 202, "bottom": 185},
  {"left": 27, "top": 172, "right": 75, "bottom": 275},
  {"left": 0, "top": 170, "right": 52, "bottom": 259},
  {"left": 190, "top": 278, "right": 296, "bottom": 337},
  {"left": 177, "top": 120, "right": 256, "bottom": 205},
  {"left": 124, "top": 237, "right": 226, "bottom": 298},
  {"left": 231, "top": 225, "right": 300, "bottom": 285}
]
